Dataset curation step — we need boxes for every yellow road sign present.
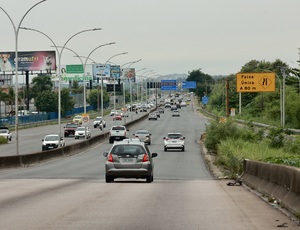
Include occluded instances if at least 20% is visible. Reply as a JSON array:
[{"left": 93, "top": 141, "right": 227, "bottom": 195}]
[{"left": 236, "top": 73, "right": 276, "bottom": 92}]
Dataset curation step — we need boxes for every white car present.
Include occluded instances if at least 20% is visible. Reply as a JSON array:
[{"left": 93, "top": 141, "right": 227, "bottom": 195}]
[
  {"left": 0, "top": 127, "right": 12, "bottom": 141},
  {"left": 163, "top": 133, "right": 185, "bottom": 152},
  {"left": 42, "top": 134, "right": 65, "bottom": 151},
  {"left": 75, "top": 126, "right": 91, "bottom": 139},
  {"left": 93, "top": 116, "right": 106, "bottom": 128}
]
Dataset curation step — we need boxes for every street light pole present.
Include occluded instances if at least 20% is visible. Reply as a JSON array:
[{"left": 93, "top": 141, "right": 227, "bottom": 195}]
[
  {"left": 121, "top": 60, "right": 142, "bottom": 113},
  {"left": 81, "top": 42, "right": 116, "bottom": 113},
  {"left": 0, "top": 0, "right": 47, "bottom": 156}
]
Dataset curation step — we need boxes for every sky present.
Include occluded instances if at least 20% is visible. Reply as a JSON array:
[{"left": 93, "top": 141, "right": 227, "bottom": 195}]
[{"left": 1, "top": 0, "right": 300, "bottom": 77}]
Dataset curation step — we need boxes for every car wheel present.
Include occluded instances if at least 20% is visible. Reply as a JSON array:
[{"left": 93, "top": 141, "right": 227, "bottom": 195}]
[
  {"left": 148, "top": 142, "right": 151, "bottom": 145},
  {"left": 182, "top": 147, "right": 185, "bottom": 151},
  {"left": 109, "top": 137, "right": 114, "bottom": 144},
  {"left": 105, "top": 175, "right": 113, "bottom": 183},
  {"left": 94, "top": 125, "right": 97, "bottom": 128},
  {"left": 164, "top": 147, "right": 167, "bottom": 152},
  {"left": 146, "top": 175, "right": 152, "bottom": 183}
]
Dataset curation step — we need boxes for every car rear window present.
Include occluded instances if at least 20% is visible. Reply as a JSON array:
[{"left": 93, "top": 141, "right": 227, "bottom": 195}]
[
  {"left": 112, "top": 126, "right": 125, "bottom": 130},
  {"left": 168, "top": 134, "right": 182, "bottom": 139},
  {"left": 111, "top": 145, "right": 145, "bottom": 155}
]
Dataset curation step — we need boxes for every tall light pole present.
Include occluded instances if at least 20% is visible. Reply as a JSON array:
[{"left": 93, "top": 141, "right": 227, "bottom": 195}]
[
  {"left": 1, "top": 0, "right": 47, "bottom": 156},
  {"left": 80, "top": 42, "right": 116, "bottom": 113},
  {"left": 121, "top": 59, "right": 142, "bottom": 114},
  {"left": 109, "top": 53, "right": 128, "bottom": 125}
]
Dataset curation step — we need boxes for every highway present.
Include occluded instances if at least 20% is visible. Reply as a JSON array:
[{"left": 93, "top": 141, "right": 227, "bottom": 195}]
[
  {"left": 0, "top": 101, "right": 298, "bottom": 229},
  {"left": 0, "top": 111, "right": 144, "bottom": 156}
]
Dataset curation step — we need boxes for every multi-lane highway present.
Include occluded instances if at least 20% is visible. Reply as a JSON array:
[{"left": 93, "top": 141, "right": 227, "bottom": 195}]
[
  {"left": 0, "top": 111, "right": 144, "bottom": 156},
  {"left": 0, "top": 101, "right": 298, "bottom": 230}
]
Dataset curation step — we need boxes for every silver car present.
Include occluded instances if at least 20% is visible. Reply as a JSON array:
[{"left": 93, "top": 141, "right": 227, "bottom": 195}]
[
  {"left": 74, "top": 126, "right": 91, "bottom": 139},
  {"left": 148, "top": 113, "right": 157, "bottom": 120},
  {"left": 103, "top": 139, "right": 158, "bottom": 183},
  {"left": 163, "top": 133, "right": 185, "bottom": 151},
  {"left": 133, "top": 130, "right": 152, "bottom": 145}
]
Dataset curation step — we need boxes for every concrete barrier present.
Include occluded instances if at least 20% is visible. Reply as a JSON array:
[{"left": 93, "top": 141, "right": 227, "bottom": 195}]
[{"left": 243, "top": 159, "right": 300, "bottom": 214}]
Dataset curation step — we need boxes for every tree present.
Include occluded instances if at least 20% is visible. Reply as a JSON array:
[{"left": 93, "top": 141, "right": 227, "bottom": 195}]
[
  {"left": 71, "top": 80, "right": 83, "bottom": 94},
  {"left": 0, "top": 90, "right": 9, "bottom": 116},
  {"left": 87, "top": 89, "right": 109, "bottom": 110},
  {"left": 186, "top": 69, "right": 214, "bottom": 98},
  {"left": 31, "top": 74, "right": 53, "bottom": 99},
  {"left": 35, "top": 91, "right": 58, "bottom": 113},
  {"left": 61, "top": 88, "right": 75, "bottom": 116}
]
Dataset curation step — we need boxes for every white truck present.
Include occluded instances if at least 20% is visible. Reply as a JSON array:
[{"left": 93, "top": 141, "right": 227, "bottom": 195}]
[{"left": 108, "top": 125, "right": 128, "bottom": 143}]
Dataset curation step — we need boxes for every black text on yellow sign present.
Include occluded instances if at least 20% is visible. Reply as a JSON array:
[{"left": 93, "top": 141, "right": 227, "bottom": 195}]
[{"left": 236, "top": 73, "right": 276, "bottom": 92}]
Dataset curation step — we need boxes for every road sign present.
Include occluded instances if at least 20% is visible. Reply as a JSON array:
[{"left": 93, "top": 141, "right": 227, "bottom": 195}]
[
  {"left": 66, "top": 64, "right": 84, "bottom": 74},
  {"left": 202, "top": 96, "right": 209, "bottom": 105},
  {"left": 82, "top": 114, "right": 89, "bottom": 126},
  {"left": 236, "top": 73, "right": 276, "bottom": 92},
  {"left": 182, "top": 81, "right": 196, "bottom": 89},
  {"left": 161, "top": 80, "right": 177, "bottom": 91}
]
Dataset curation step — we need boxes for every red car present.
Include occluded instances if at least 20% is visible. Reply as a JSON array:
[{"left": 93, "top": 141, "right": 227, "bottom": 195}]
[{"left": 112, "top": 114, "right": 122, "bottom": 121}]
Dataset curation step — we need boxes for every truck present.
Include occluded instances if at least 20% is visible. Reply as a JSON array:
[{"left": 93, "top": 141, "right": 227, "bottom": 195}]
[
  {"left": 108, "top": 125, "right": 128, "bottom": 143},
  {"left": 64, "top": 123, "right": 79, "bottom": 137}
]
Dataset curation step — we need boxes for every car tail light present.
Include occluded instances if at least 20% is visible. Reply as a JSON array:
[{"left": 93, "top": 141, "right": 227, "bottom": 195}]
[
  {"left": 180, "top": 137, "right": 183, "bottom": 140},
  {"left": 165, "top": 137, "right": 169, "bottom": 140},
  {"left": 142, "top": 154, "right": 149, "bottom": 162},
  {"left": 108, "top": 154, "right": 114, "bottom": 162},
  {"left": 135, "top": 135, "right": 139, "bottom": 138}
]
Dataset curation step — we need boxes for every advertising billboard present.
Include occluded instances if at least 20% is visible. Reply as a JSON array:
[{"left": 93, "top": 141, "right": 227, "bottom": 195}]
[
  {"left": 93, "top": 64, "right": 111, "bottom": 78},
  {"left": 122, "top": 68, "right": 136, "bottom": 82},
  {"left": 110, "top": 65, "right": 121, "bottom": 79},
  {"left": 0, "top": 51, "right": 56, "bottom": 73}
]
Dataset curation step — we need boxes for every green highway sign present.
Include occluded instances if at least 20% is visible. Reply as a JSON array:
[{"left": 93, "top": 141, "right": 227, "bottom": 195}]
[{"left": 66, "top": 64, "right": 84, "bottom": 74}]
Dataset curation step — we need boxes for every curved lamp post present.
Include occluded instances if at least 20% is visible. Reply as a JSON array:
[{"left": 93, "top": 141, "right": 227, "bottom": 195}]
[
  {"left": 22, "top": 27, "right": 101, "bottom": 140},
  {"left": 102, "top": 52, "right": 128, "bottom": 125},
  {"left": 1, "top": 0, "right": 47, "bottom": 156},
  {"left": 121, "top": 59, "right": 142, "bottom": 116}
]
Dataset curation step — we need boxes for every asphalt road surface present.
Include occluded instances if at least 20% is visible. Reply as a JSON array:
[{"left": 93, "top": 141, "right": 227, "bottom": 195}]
[{"left": 0, "top": 101, "right": 298, "bottom": 229}]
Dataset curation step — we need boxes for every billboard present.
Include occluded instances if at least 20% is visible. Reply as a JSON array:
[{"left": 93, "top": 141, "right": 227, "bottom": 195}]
[
  {"left": 93, "top": 64, "right": 111, "bottom": 78},
  {"left": 0, "top": 51, "right": 56, "bottom": 73},
  {"left": 110, "top": 65, "right": 121, "bottom": 79},
  {"left": 60, "top": 64, "right": 93, "bottom": 81},
  {"left": 122, "top": 68, "right": 136, "bottom": 82}
]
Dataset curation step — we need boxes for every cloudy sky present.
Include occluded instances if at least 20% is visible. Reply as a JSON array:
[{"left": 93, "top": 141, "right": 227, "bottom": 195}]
[{"left": 1, "top": 0, "right": 300, "bottom": 76}]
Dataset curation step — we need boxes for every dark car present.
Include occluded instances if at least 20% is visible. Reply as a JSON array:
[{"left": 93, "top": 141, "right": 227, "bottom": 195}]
[
  {"left": 64, "top": 123, "right": 79, "bottom": 137},
  {"left": 103, "top": 139, "right": 158, "bottom": 183}
]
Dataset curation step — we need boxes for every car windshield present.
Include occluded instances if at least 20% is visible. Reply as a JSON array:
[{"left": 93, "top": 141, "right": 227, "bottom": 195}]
[
  {"left": 76, "top": 127, "right": 85, "bottom": 131},
  {"left": 66, "top": 124, "right": 78, "bottom": 128},
  {"left": 168, "top": 134, "right": 182, "bottom": 139},
  {"left": 74, "top": 116, "right": 81, "bottom": 119},
  {"left": 45, "top": 135, "right": 59, "bottom": 141},
  {"left": 0, "top": 130, "right": 8, "bottom": 134},
  {"left": 95, "top": 117, "right": 102, "bottom": 121},
  {"left": 111, "top": 145, "right": 145, "bottom": 156},
  {"left": 136, "top": 131, "right": 149, "bottom": 135}
]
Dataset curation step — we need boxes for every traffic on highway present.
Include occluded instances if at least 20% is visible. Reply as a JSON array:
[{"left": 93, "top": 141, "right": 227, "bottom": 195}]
[{"left": 0, "top": 96, "right": 298, "bottom": 229}]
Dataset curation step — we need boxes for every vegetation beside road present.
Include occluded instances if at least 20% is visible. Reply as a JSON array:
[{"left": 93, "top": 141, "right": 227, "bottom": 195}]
[{"left": 203, "top": 119, "right": 300, "bottom": 177}]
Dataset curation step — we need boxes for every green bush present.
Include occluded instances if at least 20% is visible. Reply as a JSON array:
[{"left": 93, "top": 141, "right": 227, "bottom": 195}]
[
  {"left": 0, "top": 136, "right": 8, "bottom": 144},
  {"left": 204, "top": 118, "right": 240, "bottom": 154},
  {"left": 266, "top": 127, "right": 285, "bottom": 148}
]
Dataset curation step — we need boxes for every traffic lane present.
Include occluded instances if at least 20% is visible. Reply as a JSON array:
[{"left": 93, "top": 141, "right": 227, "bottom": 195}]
[
  {"left": 0, "top": 104, "right": 209, "bottom": 180},
  {"left": 0, "top": 110, "right": 147, "bottom": 156},
  {"left": 129, "top": 105, "right": 213, "bottom": 180},
  {"left": 0, "top": 179, "right": 298, "bottom": 230}
]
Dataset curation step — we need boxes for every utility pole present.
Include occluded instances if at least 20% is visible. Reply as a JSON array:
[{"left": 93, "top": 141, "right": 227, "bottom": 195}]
[{"left": 226, "top": 78, "right": 230, "bottom": 117}]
